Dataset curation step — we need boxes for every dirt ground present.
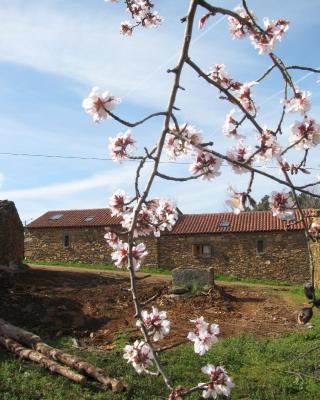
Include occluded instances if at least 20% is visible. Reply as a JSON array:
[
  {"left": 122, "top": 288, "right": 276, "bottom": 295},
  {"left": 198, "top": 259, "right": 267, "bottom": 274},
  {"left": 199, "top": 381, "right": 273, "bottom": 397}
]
[{"left": 0, "top": 265, "right": 304, "bottom": 349}]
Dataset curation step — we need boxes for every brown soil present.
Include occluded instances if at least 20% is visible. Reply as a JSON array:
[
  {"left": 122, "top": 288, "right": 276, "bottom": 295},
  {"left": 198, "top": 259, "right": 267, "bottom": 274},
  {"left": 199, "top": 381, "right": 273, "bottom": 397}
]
[{"left": 0, "top": 265, "right": 303, "bottom": 349}]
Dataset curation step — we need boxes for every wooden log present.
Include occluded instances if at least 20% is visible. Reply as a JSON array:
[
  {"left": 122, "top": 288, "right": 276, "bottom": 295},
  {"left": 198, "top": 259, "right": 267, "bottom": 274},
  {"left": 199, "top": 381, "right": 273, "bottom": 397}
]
[
  {"left": 0, "top": 335, "right": 87, "bottom": 385},
  {"left": 0, "top": 318, "right": 125, "bottom": 391}
]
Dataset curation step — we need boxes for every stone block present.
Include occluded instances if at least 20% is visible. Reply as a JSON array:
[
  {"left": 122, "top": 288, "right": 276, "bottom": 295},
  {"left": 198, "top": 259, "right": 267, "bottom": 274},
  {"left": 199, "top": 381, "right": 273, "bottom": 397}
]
[{"left": 172, "top": 267, "right": 214, "bottom": 288}]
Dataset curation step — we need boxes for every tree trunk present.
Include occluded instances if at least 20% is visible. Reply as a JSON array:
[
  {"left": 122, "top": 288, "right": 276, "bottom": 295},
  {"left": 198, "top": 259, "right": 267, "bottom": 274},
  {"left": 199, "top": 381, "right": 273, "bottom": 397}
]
[{"left": 0, "top": 318, "right": 126, "bottom": 391}]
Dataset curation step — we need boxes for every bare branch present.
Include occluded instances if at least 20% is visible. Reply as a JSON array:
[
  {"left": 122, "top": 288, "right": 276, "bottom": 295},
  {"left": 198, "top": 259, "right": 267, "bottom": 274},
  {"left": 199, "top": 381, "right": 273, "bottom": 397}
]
[
  {"left": 156, "top": 171, "right": 204, "bottom": 182},
  {"left": 106, "top": 109, "right": 168, "bottom": 128}
]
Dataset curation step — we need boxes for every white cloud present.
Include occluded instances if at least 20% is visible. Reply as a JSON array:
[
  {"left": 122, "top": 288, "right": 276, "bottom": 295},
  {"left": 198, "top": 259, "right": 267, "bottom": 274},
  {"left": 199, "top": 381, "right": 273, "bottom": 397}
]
[
  {"left": 0, "top": 167, "right": 135, "bottom": 200},
  {"left": 0, "top": 0, "right": 255, "bottom": 125}
]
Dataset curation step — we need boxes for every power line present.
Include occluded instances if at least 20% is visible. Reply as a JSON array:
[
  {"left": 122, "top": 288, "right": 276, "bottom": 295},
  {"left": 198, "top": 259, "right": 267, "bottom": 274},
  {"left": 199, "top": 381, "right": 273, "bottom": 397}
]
[{"left": 1, "top": 151, "right": 320, "bottom": 170}]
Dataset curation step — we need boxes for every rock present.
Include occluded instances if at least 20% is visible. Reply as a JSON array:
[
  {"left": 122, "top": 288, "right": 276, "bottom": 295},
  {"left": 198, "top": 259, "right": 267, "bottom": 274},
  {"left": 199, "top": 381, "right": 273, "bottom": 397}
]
[
  {"left": 172, "top": 267, "right": 215, "bottom": 289},
  {"left": 0, "top": 200, "right": 24, "bottom": 268}
]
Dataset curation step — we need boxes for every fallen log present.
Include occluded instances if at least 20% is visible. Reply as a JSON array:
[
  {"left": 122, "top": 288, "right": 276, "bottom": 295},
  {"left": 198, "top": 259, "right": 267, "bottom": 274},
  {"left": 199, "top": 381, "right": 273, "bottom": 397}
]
[
  {"left": 0, "top": 318, "right": 126, "bottom": 392},
  {"left": 0, "top": 336, "right": 87, "bottom": 385}
]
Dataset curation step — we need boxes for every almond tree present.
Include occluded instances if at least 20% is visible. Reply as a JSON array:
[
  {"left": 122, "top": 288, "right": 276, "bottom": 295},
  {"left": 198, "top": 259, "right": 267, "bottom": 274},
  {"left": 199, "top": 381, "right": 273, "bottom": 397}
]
[{"left": 82, "top": 1, "right": 320, "bottom": 397}]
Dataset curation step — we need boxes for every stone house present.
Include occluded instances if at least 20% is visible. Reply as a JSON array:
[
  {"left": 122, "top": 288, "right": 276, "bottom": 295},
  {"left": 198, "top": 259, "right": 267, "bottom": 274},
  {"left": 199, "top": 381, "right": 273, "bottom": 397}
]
[{"left": 25, "top": 208, "right": 318, "bottom": 284}]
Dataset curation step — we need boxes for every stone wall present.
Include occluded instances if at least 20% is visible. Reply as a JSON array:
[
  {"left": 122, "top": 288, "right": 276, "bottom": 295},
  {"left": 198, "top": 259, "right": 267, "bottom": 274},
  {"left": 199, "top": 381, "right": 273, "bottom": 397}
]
[
  {"left": 0, "top": 200, "right": 24, "bottom": 267},
  {"left": 25, "top": 227, "right": 114, "bottom": 264},
  {"left": 25, "top": 225, "right": 313, "bottom": 283},
  {"left": 25, "top": 226, "right": 159, "bottom": 267},
  {"left": 157, "top": 230, "right": 310, "bottom": 283}
]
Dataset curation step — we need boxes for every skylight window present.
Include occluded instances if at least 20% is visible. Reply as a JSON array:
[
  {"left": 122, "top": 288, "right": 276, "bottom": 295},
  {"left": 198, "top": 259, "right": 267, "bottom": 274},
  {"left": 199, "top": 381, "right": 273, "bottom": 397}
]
[
  {"left": 84, "top": 216, "right": 95, "bottom": 222},
  {"left": 281, "top": 211, "right": 295, "bottom": 221},
  {"left": 49, "top": 213, "right": 63, "bottom": 220},
  {"left": 218, "top": 220, "right": 230, "bottom": 227}
]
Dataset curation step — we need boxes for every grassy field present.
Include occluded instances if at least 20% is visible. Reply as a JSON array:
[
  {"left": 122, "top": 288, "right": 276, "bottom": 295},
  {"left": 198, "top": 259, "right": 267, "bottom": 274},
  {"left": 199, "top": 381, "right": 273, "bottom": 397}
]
[
  {"left": 7, "top": 261, "right": 318, "bottom": 399},
  {"left": 1, "top": 318, "right": 320, "bottom": 400},
  {"left": 1, "top": 280, "right": 320, "bottom": 400}
]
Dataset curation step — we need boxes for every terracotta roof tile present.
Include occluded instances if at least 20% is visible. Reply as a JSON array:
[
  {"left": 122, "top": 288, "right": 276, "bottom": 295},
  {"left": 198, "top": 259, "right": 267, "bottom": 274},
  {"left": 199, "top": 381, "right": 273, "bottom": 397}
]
[
  {"left": 27, "top": 208, "right": 315, "bottom": 233},
  {"left": 167, "top": 210, "right": 312, "bottom": 235},
  {"left": 27, "top": 208, "right": 122, "bottom": 229}
]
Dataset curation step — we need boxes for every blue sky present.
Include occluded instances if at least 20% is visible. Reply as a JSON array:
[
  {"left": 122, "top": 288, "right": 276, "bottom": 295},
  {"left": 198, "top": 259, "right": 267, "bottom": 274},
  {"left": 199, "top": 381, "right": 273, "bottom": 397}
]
[{"left": 0, "top": 0, "right": 319, "bottom": 223}]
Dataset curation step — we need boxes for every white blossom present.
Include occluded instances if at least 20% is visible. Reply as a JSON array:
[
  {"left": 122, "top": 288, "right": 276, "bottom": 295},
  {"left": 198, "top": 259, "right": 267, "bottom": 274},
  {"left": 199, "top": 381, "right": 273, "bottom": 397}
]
[
  {"left": 282, "top": 90, "right": 312, "bottom": 115},
  {"left": 225, "top": 186, "right": 245, "bottom": 215},
  {"left": 164, "top": 124, "right": 202, "bottom": 160},
  {"left": 82, "top": 87, "right": 121, "bottom": 123},
  {"left": 290, "top": 118, "right": 320, "bottom": 149},
  {"left": 187, "top": 317, "right": 219, "bottom": 356},
  {"left": 199, "top": 364, "right": 235, "bottom": 399},
  {"left": 189, "top": 151, "right": 222, "bottom": 181},
  {"left": 137, "top": 307, "right": 170, "bottom": 341},
  {"left": 223, "top": 109, "right": 245, "bottom": 139},
  {"left": 269, "top": 191, "right": 294, "bottom": 219},
  {"left": 108, "top": 129, "right": 135, "bottom": 161},
  {"left": 123, "top": 340, "right": 154, "bottom": 374},
  {"left": 111, "top": 241, "right": 148, "bottom": 270},
  {"left": 109, "top": 190, "right": 130, "bottom": 216},
  {"left": 227, "top": 140, "right": 253, "bottom": 174}
]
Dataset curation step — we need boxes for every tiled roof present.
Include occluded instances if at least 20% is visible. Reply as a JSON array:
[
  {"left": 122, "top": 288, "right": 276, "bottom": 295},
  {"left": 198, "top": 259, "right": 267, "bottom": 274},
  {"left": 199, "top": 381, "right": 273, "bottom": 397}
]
[
  {"left": 168, "top": 210, "right": 311, "bottom": 235},
  {"left": 27, "top": 208, "right": 314, "bottom": 233},
  {"left": 26, "top": 208, "right": 122, "bottom": 229}
]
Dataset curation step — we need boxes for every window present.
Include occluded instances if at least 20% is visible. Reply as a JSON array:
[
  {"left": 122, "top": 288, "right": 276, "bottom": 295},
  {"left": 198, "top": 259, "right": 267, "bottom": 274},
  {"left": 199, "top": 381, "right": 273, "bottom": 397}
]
[
  {"left": 49, "top": 213, "right": 63, "bottom": 220},
  {"left": 83, "top": 216, "right": 95, "bottom": 222},
  {"left": 64, "top": 234, "right": 70, "bottom": 249},
  {"left": 192, "top": 243, "right": 213, "bottom": 258},
  {"left": 256, "top": 239, "right": 264, "bottom": 254},
  {"left": 218, "top": 220, "right": 230, "bottom": 228},
  {"left": 281, "top": 211, "right": 295, "bottom": 222}
]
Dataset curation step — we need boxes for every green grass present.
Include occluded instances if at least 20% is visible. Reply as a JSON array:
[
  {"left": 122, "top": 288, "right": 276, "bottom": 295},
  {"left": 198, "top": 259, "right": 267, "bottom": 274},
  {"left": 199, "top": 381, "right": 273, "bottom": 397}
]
[
  {"left": 25, "top": 259, "right": 172, "bottom": 276},
  {"left": 214, "top": 273, "right": 296, "bottom": 287},
  {"left": 1, "top": 321, "right": 320, "bottom": 400}
]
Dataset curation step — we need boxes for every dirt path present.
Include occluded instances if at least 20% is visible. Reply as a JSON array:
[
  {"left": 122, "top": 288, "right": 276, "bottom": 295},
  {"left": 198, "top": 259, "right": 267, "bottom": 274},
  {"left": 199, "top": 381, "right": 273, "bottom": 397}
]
[{"left": 0, "top": 264, "right": 304, "bottom": 350}]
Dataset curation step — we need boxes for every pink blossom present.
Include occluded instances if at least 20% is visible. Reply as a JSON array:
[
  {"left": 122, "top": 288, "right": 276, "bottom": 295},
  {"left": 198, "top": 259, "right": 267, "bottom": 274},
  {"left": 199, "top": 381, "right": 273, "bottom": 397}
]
[
  {"left": 290, "top": 118, "right": 320, "bottom": 149},
  {"left": 82, "top": 87, "right": 121, "bottom": 123},
  {"left": 123, "top": 340, "right": 154, "bottom": 374},
  {"left": 225, "top": 186, "right": 245, "bottom": 215},
  {"left": 223, "top": 109, "right": 245, "bottom": 139},
  {"left": 282, "top": 90, "right": 311, "bottom": 115},
  {"left": 255, "top": 128, "right": 282, "bottom": 163},
  {"left": 137, "top": 307, "right": 170, "bottom": 341},
  {"left": 121, "top": 206, "right": 154, "bottom": 237},
  {"left": 269, "top": 191, "right": 294, "bottom": 218},
  {"left": 236, "top": 81, "right": 257, "bottom": 115},
  {"left": 199, "top": 364, "right": 235, "bottom": 399},
  {"left": 250, "top": 18, "right": 289, "bottom": 55},
  {"left": 153, "top": 199, "right": 179, "bottom": 236},
  {"left": 111, "top": 241, "right": 147, "bottom": 270},
  {"left": 187, "top": 316, "right": 219, "bottom": 356},
  {"left": 127, "top": 0, "right": 163, "bottom": 29},
  {"left": 122, "top": 199, "right": 179, "bottom": 237},
  {"left": 227, "top": 140, "right": 253, "bottom": 174},
  {"left": 109, "top": 129, "right": 135, "bottom": 161},
  {"left": 120, "top": 21, "right": 133, "bottom": 36},
  {"left": 189, "top": 151, "right": 222, "bottom": 181},
  {"left": 228, "top": 6, "right": 252, "bottom": 39},
  {"left": 104, "top": 231, "right": 119, "bottom": 248},
  {"left": 142, "top": 11, "right": 163, "bottom": 28},
  {"left": 209, "top": 64, "right": 233, "bottom": 89},
  {"left": 109, "top": 190, "right": 130, "bottom": 216},
  {"left": 164, "top": 124, "right": 202, "bottom": 160}
]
